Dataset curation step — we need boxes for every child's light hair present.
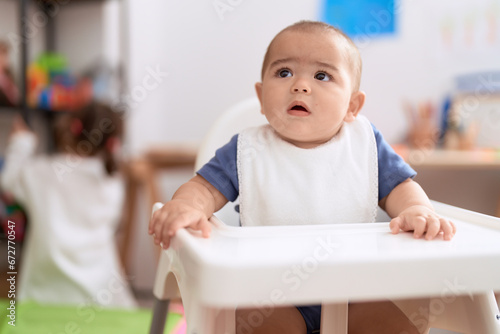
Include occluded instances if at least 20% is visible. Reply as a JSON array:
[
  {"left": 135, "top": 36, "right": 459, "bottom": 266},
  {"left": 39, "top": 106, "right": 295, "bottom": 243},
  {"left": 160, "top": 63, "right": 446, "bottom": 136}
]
[{"left": 260, "top": 20, "right": 363, "bottom": 92}]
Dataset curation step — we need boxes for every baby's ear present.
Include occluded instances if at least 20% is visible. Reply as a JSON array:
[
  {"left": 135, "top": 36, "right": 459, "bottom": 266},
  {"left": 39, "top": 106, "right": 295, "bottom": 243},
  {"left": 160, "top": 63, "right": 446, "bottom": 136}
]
[
  {"left": 255, "top": 82, "right": 264, "bottom": 114},
  {"left": 344, "top": 91, "right": 366, "bottom": 122}
]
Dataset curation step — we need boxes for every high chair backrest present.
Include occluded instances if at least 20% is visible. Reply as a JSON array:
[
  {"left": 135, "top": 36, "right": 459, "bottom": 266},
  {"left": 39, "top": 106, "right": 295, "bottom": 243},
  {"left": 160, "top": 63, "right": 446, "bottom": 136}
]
[{"left": 195, "top": 97, "right": 268, "bottom": 226}]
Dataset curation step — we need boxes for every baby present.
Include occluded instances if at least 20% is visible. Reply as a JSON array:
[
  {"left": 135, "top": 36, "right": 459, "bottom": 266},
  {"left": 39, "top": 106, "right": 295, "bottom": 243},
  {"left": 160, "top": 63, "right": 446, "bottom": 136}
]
[{"left": 149, "top": 20, "right": 455, "bottom": 334}]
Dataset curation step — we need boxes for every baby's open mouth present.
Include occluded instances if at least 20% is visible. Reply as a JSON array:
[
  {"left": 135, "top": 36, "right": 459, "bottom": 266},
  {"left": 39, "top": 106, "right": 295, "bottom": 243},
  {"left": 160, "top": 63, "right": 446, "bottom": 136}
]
[
  {"left": 291, "top": 105, "right": 308, "bottom": 112},
  {"left": 288, "top": 103, "right": 310, "bottom": 116}
]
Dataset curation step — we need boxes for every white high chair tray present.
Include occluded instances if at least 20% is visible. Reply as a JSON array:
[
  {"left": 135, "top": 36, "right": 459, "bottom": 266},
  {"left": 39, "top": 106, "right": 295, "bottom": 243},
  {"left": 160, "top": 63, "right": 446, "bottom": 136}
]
[{"left": 163, "top": 201, "right": 500, "bottom": 308}]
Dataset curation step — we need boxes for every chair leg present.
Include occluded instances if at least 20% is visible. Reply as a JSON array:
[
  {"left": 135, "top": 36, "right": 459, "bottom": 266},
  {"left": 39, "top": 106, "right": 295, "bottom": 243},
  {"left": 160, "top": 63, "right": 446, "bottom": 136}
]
[
  {"left": 149, "top": 298, "right": 170, "bottom": 334},
  {"left": 184, "top": 303, "right": 221, "bottom": 334}
]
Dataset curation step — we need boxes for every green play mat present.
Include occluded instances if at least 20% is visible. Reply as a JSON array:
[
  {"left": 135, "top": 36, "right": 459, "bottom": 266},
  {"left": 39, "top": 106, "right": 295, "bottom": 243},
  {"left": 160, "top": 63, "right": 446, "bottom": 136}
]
[{"left": 0, "top": 299, "right": 181, "bottom": 334}]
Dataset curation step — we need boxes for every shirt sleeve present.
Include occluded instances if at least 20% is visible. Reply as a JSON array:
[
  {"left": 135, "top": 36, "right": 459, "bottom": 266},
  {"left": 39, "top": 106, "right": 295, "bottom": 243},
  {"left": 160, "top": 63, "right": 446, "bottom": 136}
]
[
  {"left": 372, "top": 124, "right": 416, "bottom": 200},
  {"left": 1, "top": 131, "right": 38, "bottom": 203},
  {"left": 196, "top": 134, "right": 239, "bottom": 202}
]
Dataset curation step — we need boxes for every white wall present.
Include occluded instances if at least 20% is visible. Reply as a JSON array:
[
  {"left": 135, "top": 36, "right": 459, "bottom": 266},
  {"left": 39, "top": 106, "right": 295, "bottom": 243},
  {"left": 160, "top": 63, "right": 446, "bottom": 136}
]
[
  {"left": 125, "top": 0, "right": 500, "bottom": 155},
  {"left": 0, "top": 1, "right": 18, "bottom": 70},
  {"left": 125, "top": 0, "right": 321, "bottom": 154},
  {"left": 2, "top": 0, "right": 498, "bottom": 152}
]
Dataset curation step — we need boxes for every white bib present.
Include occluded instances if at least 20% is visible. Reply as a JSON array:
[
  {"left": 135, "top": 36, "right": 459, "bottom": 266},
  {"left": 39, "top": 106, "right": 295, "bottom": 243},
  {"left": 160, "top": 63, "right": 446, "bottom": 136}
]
[{"left": 237, "top": 115, "right": 378, "bottom": 227}]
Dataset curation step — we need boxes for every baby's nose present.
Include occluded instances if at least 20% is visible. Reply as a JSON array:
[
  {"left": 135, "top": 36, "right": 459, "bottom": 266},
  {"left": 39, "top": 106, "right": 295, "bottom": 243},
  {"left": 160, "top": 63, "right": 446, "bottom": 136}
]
[{"left": 291, "top": 80, "right": 311, "bottom": 94}]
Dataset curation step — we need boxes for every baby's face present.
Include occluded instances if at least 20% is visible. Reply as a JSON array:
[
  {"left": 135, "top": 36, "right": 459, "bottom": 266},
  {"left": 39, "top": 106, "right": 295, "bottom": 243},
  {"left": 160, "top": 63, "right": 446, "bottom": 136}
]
[{"left": 256, "top": 30, "right": 361, "bottom": 148}]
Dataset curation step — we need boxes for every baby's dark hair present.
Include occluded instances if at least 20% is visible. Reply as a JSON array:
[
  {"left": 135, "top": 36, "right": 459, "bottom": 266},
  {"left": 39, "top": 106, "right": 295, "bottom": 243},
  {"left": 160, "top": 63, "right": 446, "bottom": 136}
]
[{"left": 53, "top": 102, "right": 124, "bottom": 175}]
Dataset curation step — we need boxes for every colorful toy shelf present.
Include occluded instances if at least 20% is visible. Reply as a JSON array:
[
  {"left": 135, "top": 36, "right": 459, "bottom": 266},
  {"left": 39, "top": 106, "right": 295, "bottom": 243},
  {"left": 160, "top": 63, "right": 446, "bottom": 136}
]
[
  {"left": 5, "top": 0, "right": 124, "bottom": 120},
  {"left": 0, "top": 0, "right": 125, "bottom": 151}
]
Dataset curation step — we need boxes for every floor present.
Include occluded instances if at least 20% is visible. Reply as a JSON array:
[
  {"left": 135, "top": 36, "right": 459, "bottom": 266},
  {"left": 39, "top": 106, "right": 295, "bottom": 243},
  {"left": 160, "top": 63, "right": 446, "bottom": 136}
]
[{"left": 0, "top": 234, "right": 155, "bottom": 307}]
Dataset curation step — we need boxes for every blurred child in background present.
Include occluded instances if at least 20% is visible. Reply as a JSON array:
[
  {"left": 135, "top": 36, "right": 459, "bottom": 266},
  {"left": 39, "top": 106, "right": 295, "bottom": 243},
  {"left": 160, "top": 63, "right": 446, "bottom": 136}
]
[{"left": 1, "top": 103, "right": 136, "bottom": 308}]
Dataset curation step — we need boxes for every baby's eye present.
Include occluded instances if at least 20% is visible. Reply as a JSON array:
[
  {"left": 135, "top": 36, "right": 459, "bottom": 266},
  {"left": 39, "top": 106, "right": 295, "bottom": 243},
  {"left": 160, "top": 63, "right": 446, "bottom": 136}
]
[
  {"left": 315, "top": 72, "right": 332, "bottom": 81},
  {"left": 277, "top": 69, "right": 292, "bottom": 78}
]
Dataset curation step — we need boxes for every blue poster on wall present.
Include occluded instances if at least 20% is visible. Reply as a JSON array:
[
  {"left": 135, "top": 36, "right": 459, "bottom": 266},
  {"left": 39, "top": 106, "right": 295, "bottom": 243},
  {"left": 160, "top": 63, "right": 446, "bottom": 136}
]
[{"left": 321, "top": 0, "right": 397, "bottom": 38}]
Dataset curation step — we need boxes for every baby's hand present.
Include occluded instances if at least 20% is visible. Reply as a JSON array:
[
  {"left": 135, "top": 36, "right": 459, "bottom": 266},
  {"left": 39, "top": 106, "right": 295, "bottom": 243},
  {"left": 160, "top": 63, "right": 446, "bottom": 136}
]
[
  {"left": 148, "top": 199, "right": 212, "bottom": 249},
  {"left": 389, "top": 205, "right": 456, "bottom": 241}
]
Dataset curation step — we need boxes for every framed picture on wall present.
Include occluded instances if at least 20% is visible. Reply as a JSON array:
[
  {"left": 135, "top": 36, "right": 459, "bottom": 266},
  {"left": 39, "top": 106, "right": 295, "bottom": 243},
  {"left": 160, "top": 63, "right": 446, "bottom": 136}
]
[{"left": 321, "top": 0, "right": 397, "bottom": 38}]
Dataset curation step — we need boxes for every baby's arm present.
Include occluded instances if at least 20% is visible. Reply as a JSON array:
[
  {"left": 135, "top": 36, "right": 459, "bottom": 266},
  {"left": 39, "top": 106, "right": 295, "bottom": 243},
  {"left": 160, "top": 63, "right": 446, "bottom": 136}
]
[
  {"left": 148, "top": 174, "right": 228, "bottom": 249},
  {"left": 379, "top": 178, "right": 456, "bottom": 240}
]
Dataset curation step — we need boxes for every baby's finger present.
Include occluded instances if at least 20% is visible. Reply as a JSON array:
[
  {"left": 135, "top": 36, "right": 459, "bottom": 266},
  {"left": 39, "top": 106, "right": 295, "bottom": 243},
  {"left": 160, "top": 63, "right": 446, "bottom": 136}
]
[
  {"left": 150, "top": 209, "right": 168, "bottom": 238},
  {"left": 159, "top": 223, "right": 173, "bottom": 249},
  {"left": 161, "top": 215, "right": 205, "bottom": 249},
  {"left": 412, "top": 216, "right": 427, "bottom": 238},
  {"left": 167, "top": 211, "right": 204, "bottom": 237},
  {"left": 440, "top": 218, "right": 455, "bottom": 241},
  {"left": 450, "top": 220, "right": 457, "bottom": 235},
  {"left": 425, "top": 216, "right": 441, "bottom": 240},
  {"left": 148, "top": 211, "right": 158, "bottom": 234},
  {"left": 389, "top": 216, "right": 403, "bottom": 234},
  {"left": 149, "top": 209, "right": 165, "bottom": 235},
  {"left": 195, "top": 218, "right": 212, "bottom": 238},
  {"left": 152, "top": 219, "right": 166, "bottom": 246}
]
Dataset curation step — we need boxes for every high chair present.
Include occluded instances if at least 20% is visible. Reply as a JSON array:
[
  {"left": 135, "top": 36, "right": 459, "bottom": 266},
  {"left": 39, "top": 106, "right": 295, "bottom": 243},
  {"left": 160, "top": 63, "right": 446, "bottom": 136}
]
[
  {"left": 149, "top": 98, "right": 500, "bottom": 334},
  {"left": 194, "top": 97, "right": 268, "bottom": 226}
]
